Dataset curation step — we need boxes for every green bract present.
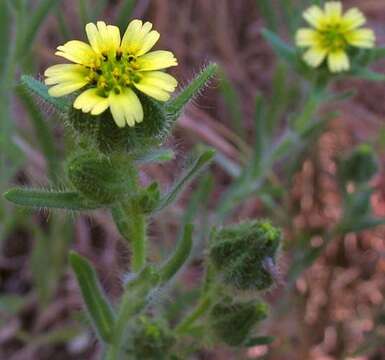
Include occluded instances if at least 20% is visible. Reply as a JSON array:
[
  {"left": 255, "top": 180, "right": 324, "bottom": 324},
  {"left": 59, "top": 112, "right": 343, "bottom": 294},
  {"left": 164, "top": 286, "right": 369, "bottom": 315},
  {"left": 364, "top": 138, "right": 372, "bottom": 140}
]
[
  {"left": 209, "top": 220, "right": 281, "bottom": 291},
  {"left": 339, "top": 143, "right": 379, "bottom": 184},
  {"left": 208, "top": 300, "right": 268, "bottom": 346}
]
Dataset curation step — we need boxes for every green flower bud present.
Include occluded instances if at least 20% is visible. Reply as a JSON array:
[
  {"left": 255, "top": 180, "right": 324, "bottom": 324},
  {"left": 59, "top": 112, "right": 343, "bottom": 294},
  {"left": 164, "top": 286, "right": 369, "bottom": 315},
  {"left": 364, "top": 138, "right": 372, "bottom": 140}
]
[
  {"left": 209, "top": 220, "right": 281, "bottom": 291},
  {"left": 66, "top": 152, "right": 136, "bottom": 204},
  {"left": 340, "top": 144, "right": 379, "bottom": 184},
  {"left": 127, "top": 316, "right": 175, "bottom": 360},
  {"left": 209, "top": 300, "right": 268, "bottom": 346},
  {"left": 138, "top": 182, "right": 161, "bottom": 214},
  {"left": 67, "top": 94, "right": 172, "bottom": 154}
]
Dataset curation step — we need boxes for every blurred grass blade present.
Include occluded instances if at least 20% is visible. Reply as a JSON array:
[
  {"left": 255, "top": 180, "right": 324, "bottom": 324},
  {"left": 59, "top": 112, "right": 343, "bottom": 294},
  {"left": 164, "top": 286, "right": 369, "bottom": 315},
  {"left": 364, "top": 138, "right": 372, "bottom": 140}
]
[
  {"left": 166, "top": 63, "right": 218, "bottom": 120},
  {"left": 69, "top": 251, "right": 115, "bottom": 343},
  {"left": 20, "top": 75, "right": 69, "bottom": 114},
  {"left": 18, "top": 0, "right": 62, "bottom": 56},
  {"left": 0, "top": 1, "right": 11, "bottom": 77},
  {"left": 244, "top": 336, "right": 274, "bottom": 347},
  {"left": 253, "top": 95, "right": 267, "bottom": 168},
  {"left": 218, "top": 69, "right": 244, "bottom": 137},
  {"left": 116, "top": 0, "right": 136, "bottom": 32},
  {"left": 4, "top": 188, "right": 100, "bottom": 210},
  {"left": 159, "top": 224, "right": 194, "bottom": 284},
  {"left": 17, "top": 85, "right": 60, "bottom": 182},
  {"left": 349, "top": 66, "right": 385, "bottom": 82},
  {"left": 266, "top": 64, "right": 287, "bottom": 134},
  {"left": 255, "top": 0, "right": 277, "bottom": 31},
  {"left": 261, "top": 29, "right": 297, "bottom": 66},
  {"left": 157, "top": 149, "right": 215, "bottom": 211}
]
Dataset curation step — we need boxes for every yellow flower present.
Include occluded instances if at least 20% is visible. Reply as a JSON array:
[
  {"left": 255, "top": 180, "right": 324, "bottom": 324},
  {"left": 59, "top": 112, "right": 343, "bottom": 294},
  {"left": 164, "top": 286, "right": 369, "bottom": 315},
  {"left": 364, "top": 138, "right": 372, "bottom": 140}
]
[
  {"left": 45, "top": 20, "right": 178, "bottom": 127},
  {"left": 295, "top": 2, "right": 375, "bottom": 73}
]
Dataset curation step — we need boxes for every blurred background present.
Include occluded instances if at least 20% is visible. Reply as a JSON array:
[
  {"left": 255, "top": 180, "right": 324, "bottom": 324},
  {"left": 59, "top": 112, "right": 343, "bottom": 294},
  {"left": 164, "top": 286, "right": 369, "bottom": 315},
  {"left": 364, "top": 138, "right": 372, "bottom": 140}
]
[{"left": 1, "top": 0, "right": 385, "bottom": 359}]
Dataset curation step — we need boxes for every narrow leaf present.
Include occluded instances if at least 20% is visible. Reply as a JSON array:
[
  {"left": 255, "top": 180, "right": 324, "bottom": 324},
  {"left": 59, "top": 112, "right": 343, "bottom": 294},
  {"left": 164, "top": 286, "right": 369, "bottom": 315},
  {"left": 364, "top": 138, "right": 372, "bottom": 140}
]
[
  {"left": 166, "top": 63, "right": 218, "bottom": 120},
  {"left": 18, "top": 0, "right": 62, "bottom": 56},
  {"left": 116, "top": 0, "right": 136, "bottom": 32},
  {"left": 349, "top": 66, "right": 385, "bottom": 82},
  {"left": 261, "top": 29, "right": 297, "bottom": 66},
  {"left": 69, "top": 251, "right": 115, "bottom": 343},
  {"left": 20, "top": 75, "right": 69, "bottom": 114},
  {"left": 157, "top": 149, "right": 215, "bottom": 211},
  {"left": 159, "top": 224, "right": 194, "bottom": 284},
  {"left": 135, "top": 148, "right": 175, "bottom": 164},
  {"left": 16, "top": 85, "right": 60, "bottom": 182},
  {"left": 4, "top": 188, "right": 99, "bottom": 210}
]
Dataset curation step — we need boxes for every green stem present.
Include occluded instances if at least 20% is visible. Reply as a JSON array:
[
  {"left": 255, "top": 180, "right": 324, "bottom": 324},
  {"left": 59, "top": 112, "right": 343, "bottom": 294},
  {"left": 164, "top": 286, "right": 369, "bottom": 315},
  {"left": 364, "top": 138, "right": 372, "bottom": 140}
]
[
  {"left": 175, "top": 295, "right": 212, "bottom": 334},
  {"left": 104, "top": 267, "right": 158, "bottom": 359},
  {"left": 114, "top": 200, "right": 147, "bottom": 272}
]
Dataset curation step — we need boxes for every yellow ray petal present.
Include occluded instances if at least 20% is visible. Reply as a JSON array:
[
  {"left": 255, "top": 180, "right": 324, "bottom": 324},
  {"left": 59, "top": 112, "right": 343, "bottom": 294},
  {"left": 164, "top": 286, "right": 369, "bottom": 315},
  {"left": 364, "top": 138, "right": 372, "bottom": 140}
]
[
  {"left": 85, "top": 21, "right": 120, "bottom": 55},
  {"left": 44, "top": 64, "right": 89, "bottom": 85},
  {"left": 345, "top": 28, "right": 375, "bottom": 48},
  {"left": 327, "top": 50, "right": 350, "bottom": 73},
  {"left": 136, "top": 50, "right": 178, "bottom": 71},
  {"left": 48, "top": 81, "right": 88, "bottom": 97},
  {"left": 73, "top": 88, "right": 109, "bottom": 115},
  {"left": 341, "top": 8, "right": 366, "bottom": 31},
  {"left": 134, "top": 71, "right": 177, "bottom": 101},
  {"left": 121, "top": 19, "right": 160, "bottom": 56},
  {"left": 303, "top": 5, "right": 325, "bottom": 29},
  {"left": 55, "top": 40, "right": 97, "bottom": 66},
  {"left": 324, "top": 1, "right": 342, "bottom": 23},
  {"left": 295, "top": 28, "right": 320, "bottom": 47},
  {"left": 109, "top": 89, "right": 143, "bottom": 127},
  {"left": 303, "top": 46, "right": 327, "bottom": 68}
]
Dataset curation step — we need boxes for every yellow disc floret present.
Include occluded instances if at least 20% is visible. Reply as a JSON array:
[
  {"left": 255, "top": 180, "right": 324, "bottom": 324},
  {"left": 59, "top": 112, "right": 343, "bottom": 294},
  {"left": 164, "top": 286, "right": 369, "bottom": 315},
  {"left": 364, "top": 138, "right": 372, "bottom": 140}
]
[
  {"left": 295, "top": 1, "right": 375, "bottom": 73},
  {"left": 44, "top": 20, "right": 178, "bottom": 127}
]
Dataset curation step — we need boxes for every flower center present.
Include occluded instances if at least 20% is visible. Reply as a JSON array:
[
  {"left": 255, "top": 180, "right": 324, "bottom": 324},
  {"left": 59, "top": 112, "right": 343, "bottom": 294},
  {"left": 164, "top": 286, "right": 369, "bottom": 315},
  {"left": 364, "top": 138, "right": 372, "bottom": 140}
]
[
  {"left": 86, "top": 51, "right": 143, "bottom": 95},
  {"left": 320, "top": 26, "right": 347, "bottom": 51}
]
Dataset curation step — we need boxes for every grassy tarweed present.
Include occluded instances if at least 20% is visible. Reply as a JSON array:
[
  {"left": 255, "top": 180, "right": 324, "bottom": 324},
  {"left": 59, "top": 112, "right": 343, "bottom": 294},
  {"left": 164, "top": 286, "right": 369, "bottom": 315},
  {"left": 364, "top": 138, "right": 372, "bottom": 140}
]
[
  {"left": 2, "top": 0, "right": 385, "bottom": 359},
  {"left": 45, "top": 20, "right": 178, "bottom": 127},
  {"left": 296, "top": 1, "right": 375, "bottom": 72}
]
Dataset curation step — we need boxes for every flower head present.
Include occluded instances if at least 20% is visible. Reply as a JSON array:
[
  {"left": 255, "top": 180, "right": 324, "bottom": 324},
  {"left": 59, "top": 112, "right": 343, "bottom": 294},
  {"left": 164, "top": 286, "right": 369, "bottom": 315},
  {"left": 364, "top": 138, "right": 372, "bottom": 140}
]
[
  {"left": 295, "top": 2, "right": 375, "bottom": 73},
  {"left": 45, "top": 20, "right": 178, "bottom": 127}
]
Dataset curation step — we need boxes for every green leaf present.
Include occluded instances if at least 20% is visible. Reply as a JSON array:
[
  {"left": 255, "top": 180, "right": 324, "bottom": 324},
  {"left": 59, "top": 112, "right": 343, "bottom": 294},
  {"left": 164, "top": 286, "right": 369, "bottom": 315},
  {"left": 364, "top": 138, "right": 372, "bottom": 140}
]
[
  {"left": 4, "top": 188, "right": 100, "bottom": 210},
  {"left": 244, "top": 336, "right": 274, "bottom": 347},
  {"left": 16, "top": 84, "right": 60, "bottom": 183},
  {"left": 20, "top": 75, "right": 69, "bottom": 114},
  {"left": 18, "top": 0, "right": 62, "bottom": 56},
  {"left": 365, "top": 47, "right": 385, "bottom": 65},
  {"left": 69, "top": 251, "right": 115, "bottom": 343},
  {"left": 159, "top": 224, "right": 194, "bottom": 284},
  {"left": 261, "top": 29, "right": 297, "bottom": 66},
  {"left": 157, "top": 149, "right": 216, "bottom": 211},
  {"left": 218, "top": 69, "right": 244, "bottom": 137},
  {"left": 166, "top": 63, "right": 218, "bottom": 120},
  {"left": 135, "top": 148, "right": 175, "bottom": 164},
  {"left": 349, "top": 66, "right": 385, "bottom": 82}
]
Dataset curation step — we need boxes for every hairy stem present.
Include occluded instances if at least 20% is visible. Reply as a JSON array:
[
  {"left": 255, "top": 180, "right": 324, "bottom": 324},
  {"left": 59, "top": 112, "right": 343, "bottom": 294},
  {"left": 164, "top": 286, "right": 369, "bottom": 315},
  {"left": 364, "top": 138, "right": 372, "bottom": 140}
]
[{"left": 175, "top": 295, "right": 212, "bottom": 334}]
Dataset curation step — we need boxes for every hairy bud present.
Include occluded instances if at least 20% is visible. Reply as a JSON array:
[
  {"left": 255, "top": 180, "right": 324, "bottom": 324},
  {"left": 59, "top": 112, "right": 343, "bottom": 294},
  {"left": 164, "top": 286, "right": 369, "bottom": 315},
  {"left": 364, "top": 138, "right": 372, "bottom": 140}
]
[
  {"left": 340, "top": 144, "right": 379, "bottom": 184},
  {"left": 66, "top": 152, "right": 136, "bottom": 204},
  {"left": 209, "top": 220, "right": 281, "bottom": 291},
  {"left": 138, "top": 182, "right": 161, "bottom": 214},
  {"left": 67, "top": 94, "right": 172, "bottom": 154},
  {"left": 208, "top": 300, "right": 268, "bottom": 346},
  {"left": 127, "top": 316, "right": 176, "bottom": 360}
]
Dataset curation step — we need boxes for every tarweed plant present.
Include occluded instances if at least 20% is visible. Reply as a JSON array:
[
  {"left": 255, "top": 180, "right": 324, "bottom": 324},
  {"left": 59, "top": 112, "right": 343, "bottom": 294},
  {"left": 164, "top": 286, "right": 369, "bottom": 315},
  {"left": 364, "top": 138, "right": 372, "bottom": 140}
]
[{"left": 4, "top": 0, "right": 385, "bottom": 358}]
